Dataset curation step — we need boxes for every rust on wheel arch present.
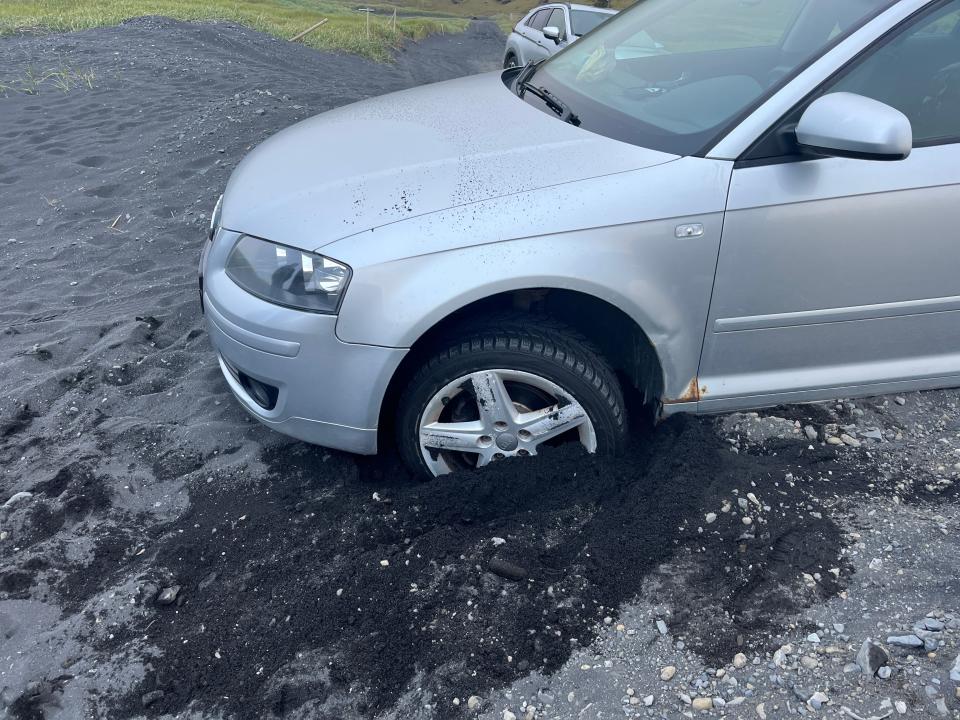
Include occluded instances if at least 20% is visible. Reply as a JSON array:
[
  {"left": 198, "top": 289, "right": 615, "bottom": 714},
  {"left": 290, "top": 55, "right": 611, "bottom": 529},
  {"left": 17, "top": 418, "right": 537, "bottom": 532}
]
[{"left": 662, "top": 377, "right": 707, "bottom": 405}]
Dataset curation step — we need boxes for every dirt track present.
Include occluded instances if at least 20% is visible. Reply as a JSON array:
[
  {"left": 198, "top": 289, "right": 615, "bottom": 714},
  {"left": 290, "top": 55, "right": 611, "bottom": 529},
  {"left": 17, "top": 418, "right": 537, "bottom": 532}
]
[{"left": 1, "top": 17, "right": 958, "bottom": 720}]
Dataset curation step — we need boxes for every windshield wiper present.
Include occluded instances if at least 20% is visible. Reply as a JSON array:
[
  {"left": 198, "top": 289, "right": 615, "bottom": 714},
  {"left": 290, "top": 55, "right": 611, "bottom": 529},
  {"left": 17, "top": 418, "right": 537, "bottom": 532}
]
[
  {"left": 513, "top": 61, "right": 581, "bottom": 126},
  {"left": 514, "top": 60, "right": 539, "bottom": 90},
  {"left": 518, "top": 79, "right": 581, "bottom": 126}
]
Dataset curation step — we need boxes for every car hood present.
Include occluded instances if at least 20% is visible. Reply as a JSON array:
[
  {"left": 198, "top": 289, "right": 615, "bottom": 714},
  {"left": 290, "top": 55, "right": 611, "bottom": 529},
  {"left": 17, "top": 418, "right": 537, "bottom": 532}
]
[{"left": 221, "top": 71, "right": 676, "bottom": 252}]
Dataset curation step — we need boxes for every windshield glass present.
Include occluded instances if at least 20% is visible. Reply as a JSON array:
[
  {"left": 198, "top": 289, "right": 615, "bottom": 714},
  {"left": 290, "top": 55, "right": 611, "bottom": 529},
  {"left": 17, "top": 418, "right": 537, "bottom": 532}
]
[
  {"left": 570, "top": 9, "right": 613, "bottom": 36},
  {"left": 529, "top": 0, "right": 893, "bottom": 154}
]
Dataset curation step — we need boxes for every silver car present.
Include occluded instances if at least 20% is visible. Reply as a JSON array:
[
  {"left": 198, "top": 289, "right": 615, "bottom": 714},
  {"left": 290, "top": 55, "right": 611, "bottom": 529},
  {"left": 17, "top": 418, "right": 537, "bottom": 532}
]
[
  {"left": 200, "top": 0, "right": 960, "bottom": 478},
  {"left": 503, "top": 3, "right": 617, "bottom": 68}
]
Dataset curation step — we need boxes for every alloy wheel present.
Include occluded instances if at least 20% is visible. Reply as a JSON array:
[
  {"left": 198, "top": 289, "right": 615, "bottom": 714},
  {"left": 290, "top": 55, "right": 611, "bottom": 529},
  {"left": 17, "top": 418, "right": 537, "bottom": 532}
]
[{"left": 418, "top": 368, "right": 597, "bottom": 476}]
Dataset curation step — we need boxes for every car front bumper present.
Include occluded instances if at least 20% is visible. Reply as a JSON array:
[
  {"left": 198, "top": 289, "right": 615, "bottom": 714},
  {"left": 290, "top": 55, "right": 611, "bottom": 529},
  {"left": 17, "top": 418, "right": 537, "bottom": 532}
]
[{"left": 200, "top": 230, "right": 406, "bottom": 455}]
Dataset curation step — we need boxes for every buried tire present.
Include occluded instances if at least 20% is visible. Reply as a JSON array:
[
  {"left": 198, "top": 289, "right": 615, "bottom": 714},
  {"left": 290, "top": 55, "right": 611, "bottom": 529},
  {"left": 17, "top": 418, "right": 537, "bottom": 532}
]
[{"left": 396, "top": 318, "right": 627, "bottom": 477}]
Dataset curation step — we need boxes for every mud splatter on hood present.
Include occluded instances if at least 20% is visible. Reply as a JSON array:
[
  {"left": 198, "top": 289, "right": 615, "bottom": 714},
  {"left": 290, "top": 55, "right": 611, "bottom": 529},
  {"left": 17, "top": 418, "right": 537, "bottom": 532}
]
[{"left": 221, "top": 71, "right": 675, "bottom": 252}]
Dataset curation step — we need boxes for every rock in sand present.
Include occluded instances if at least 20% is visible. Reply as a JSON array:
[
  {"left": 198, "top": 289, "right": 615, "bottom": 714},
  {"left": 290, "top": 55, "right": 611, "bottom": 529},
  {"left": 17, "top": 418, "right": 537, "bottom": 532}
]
[
  {"left": 141, "top": 690, "right": 164, "bottom": 707},
  {"left": 886, "top": 634, "right": 923, "bottom": 648},
  {"left": 856, "top": 639, "right": 891, "bottom": 676},
  {"left": 2, "top": 492, "right": 33, "bottom": 508},
  {"left": 488, "top": 557, "right": 527, "bottom": 581},
  {"left": 807, "top": 691, "right": 828, "bottom": 710},
  {"left": 156, "top": 585, "right": 181, "bottom": 606}
]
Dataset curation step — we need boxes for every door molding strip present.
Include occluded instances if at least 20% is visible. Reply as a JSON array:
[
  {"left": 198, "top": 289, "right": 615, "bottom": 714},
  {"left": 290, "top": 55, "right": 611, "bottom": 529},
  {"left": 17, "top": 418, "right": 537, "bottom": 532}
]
[{"left": 715, "top": 295, "right": 960, "bottom": 333}]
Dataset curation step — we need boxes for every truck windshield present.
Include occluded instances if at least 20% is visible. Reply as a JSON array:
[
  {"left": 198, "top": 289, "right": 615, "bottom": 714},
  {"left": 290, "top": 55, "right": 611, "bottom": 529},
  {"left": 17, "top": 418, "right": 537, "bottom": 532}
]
[{"left": 528, "top": 0, "right": 894, "bottom": 155}]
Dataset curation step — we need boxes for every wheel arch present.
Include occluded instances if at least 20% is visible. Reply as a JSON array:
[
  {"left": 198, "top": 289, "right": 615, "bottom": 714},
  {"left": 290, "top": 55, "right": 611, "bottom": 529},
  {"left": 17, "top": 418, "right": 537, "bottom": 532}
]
[
  {"left": 503, "top": 43, "right": 522, "bottom": 65},
  {"left": 378, "top": 287, "right": 666, "bottom": 435}
]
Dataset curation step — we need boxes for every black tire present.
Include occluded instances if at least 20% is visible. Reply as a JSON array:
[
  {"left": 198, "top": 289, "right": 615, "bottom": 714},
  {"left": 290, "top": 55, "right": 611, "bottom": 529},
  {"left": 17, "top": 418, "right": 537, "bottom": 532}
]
[
  {"left": 503, "top": 53, "right": 519, "bottom": 69},
  {"left": 397, "top": 315, "right": 627, "bottom": 478}
]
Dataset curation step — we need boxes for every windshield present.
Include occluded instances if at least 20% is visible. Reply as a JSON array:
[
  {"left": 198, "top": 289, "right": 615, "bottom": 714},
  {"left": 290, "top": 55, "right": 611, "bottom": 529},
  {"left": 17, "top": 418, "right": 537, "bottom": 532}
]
[
  {"left": 570, "top": 9, "right": 614, "bottom": 36},
  {"left": 527, "top": 0, "right": 894, "bottom": 154}
]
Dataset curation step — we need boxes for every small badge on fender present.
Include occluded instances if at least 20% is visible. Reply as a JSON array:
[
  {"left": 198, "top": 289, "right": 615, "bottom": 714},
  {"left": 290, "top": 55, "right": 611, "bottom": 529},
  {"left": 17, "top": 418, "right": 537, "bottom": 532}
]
[{"left": 675, "top": 223, "right": 704, "bottom": 238}]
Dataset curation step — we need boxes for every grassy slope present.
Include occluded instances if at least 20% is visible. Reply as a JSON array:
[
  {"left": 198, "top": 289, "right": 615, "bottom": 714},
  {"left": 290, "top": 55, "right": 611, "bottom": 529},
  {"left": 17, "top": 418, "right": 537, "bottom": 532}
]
[{"left": 0, "top": 0, "right": 469, "bottom": 61}]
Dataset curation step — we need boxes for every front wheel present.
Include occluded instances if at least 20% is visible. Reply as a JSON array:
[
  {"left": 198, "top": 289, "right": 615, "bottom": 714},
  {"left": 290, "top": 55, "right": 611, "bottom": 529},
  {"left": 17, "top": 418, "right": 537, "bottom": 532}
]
[
  {"left": 503, "top": 53, "right": 519, "bottom": 69},
  {"left": 396, "top": 318, "right": 627, "bottom": 477}
]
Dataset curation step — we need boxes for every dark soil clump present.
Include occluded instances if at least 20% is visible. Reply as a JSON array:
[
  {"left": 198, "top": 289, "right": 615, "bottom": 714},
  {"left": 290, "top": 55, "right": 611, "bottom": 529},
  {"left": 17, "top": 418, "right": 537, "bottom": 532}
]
[{"left": 117, "top": 416, "right": 858, "bottom": 718}]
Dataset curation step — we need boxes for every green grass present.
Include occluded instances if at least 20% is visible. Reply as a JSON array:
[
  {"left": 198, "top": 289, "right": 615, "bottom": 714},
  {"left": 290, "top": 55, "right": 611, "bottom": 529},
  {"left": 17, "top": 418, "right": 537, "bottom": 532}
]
[
  {"left": 493, "top": 12, "right": 521, "bottom": 35},
  {"left": 376, "top": 0, "right": 533, "bottom": 19},
  {"left": 0, "top": 0, "right": 470, "bottom": 61},
  {"left": 0, "top": 64, "right": 96, "bottom": 95}
]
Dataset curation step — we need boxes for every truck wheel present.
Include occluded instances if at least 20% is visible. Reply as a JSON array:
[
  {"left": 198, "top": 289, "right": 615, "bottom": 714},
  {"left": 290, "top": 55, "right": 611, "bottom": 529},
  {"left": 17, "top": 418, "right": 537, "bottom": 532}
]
[{"left": 396, "top": 317, "right": 627, "bottom": 477}]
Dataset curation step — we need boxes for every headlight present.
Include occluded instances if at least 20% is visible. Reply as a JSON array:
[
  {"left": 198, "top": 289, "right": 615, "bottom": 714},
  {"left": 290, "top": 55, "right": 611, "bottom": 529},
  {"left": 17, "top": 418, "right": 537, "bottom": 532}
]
[
  {"left": 224, "top": 235, "right": 351, "bottom": 314},
  {"left": 208, "top": 194, "right": 223, "bottom": 242}
]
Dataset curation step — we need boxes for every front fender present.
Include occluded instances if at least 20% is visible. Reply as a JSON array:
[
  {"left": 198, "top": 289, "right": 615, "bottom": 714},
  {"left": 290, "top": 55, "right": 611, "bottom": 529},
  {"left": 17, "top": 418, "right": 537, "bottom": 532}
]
[
  {"left": 504, "top": 33, "right": 523, "bottom": 63},
  {"left": 331, "top": 157, "right": 732, "bottom": 401}
]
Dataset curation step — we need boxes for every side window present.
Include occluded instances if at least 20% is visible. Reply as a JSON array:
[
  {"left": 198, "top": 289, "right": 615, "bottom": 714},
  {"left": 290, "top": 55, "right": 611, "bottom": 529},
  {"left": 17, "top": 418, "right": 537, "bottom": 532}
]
[
  {"left": 547, "top": 9, "right": 567, "bottom": 38},
  {"left": 527, "top": 10, "right": 550, "bottom": 31},
  {"left": 826, "top": 0, "right": 960, "bottom": 145}
]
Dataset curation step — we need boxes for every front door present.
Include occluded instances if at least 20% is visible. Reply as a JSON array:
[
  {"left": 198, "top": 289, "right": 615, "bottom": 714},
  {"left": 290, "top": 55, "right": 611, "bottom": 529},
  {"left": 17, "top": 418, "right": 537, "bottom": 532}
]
[
  {"left": 700, "top": 0, "right": 960, "bottom": 409},
  {"left": 522, "top": 9, "right": 554, "bottom": 63}
]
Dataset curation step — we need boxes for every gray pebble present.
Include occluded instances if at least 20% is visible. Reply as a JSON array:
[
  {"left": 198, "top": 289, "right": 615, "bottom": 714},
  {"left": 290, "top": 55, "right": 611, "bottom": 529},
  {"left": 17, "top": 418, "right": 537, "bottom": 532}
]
[
  {"left": 856, "top": 640, "right": 890, "bottom": 675},
  {"left": 808, "top": 692, "right": 828, "bottom": 710},
  {"left": 156, "top": 585, "right": 181, "bottom": 606},
  {"left": 141, "top": 690, "right": 164, "bottom": 707},
  {"left": 887, "top": 634, "right": 923, "bottom": 648},
  {"left": 2, "top": 491, "right": 33, "bottom": 508}
]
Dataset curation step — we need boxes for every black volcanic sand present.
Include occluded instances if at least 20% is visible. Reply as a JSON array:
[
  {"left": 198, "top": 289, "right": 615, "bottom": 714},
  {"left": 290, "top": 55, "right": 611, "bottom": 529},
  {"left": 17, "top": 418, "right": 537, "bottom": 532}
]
[
  {"left": 108, "top": 417, "right": 864, "bottom": 719},
  {"left": 0, "top": 15, "right": 957, "bottom": 720}
]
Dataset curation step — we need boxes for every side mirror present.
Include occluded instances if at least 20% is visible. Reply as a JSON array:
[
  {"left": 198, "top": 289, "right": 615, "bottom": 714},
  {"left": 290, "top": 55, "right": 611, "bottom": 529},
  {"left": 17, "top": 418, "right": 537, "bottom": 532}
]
[
  {"left": 796, "top": 92, "right": 912, "bottom": 161},
  {"left": 542, "top": 26, "right": 562, "bottom": 43}
]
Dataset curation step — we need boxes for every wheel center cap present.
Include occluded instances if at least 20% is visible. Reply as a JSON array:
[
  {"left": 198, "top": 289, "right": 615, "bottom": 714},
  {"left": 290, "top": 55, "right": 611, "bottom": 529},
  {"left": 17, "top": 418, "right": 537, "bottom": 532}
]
[{"left": 496, "top": 432, "right": 519, "bottom": 451}]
